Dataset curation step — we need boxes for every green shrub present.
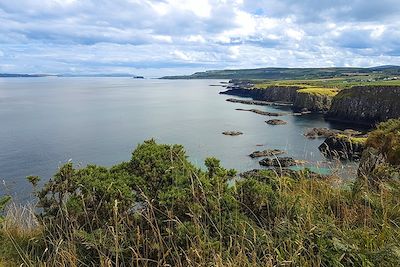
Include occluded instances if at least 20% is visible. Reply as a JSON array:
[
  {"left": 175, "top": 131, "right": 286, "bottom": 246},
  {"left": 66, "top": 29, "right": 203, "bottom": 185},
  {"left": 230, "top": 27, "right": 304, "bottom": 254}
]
[
  {"left": 367, "top": 119, "right": 400, "bottom": 165},
  {"left": 0, "top": 140, "right": 399, "bottom": 266},
  {"left": 0, "top": 196, "right": 11, "bottom": 223}
]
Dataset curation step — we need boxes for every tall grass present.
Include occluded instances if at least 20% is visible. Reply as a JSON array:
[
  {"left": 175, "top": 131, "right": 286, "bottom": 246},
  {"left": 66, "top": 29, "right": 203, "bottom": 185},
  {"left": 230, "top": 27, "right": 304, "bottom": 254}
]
[{"left": 0, "top": 140, "right": 399, "bottom": 266}]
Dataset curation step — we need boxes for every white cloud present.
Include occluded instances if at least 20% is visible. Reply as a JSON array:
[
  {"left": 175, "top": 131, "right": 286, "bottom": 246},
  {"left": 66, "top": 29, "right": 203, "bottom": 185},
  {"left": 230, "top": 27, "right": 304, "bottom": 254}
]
[
  {"left": 285, "top": 28, "right": 304, "bottom": 41},
  {"left": 0, "top": 0, "right": 399, "bottom": 75},
  {"left": 171, "top": 50, "right": 192, "bottom": 61},
  {"left": 186, "top": 35, "right": 206, "bottom": 43}
]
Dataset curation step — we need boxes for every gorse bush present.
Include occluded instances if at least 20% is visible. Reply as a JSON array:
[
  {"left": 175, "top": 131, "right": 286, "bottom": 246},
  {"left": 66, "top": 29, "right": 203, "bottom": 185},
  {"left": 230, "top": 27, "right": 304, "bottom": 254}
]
[
  {"left": 367, "top": 119, "right": 400, "bottom": 165},
  {"left": 1, "top": 139, "right": 400, "bottom": 266},
  {"left": 0, "top": 196, "right": 11, "bottom": 223}
]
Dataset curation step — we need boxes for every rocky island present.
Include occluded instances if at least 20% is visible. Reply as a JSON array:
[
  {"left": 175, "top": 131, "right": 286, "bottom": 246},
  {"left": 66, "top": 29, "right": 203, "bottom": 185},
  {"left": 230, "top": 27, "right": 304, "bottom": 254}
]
[{"left": 222, "top": 131, "right": 243, "bottom": 136}]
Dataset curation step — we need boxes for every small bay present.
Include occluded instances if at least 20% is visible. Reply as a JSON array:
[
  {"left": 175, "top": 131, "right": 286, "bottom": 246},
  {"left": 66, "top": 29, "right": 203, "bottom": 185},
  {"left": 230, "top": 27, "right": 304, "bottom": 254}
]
[{"left": 0, "top": 77, "right": 356, "bottom": 200}]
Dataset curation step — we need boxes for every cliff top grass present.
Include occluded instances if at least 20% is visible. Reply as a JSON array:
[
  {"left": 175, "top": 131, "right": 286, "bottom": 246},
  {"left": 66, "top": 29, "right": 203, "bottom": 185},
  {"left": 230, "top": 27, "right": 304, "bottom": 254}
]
[
  {"left": 336, "top": 134, "right": 368, "bottom": 144},
  {"left": 251, "top": 76, "right": 400, "bottom": 90},
  {"left": 297, "top": 87, "right": 339, "bottom": 97}
]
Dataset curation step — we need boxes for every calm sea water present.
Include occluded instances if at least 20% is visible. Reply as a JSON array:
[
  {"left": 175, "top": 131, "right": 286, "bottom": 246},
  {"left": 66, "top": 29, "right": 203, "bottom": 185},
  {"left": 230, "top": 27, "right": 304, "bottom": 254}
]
[{"left": 0, "top": 78, "right": 356, "bottom": 200}]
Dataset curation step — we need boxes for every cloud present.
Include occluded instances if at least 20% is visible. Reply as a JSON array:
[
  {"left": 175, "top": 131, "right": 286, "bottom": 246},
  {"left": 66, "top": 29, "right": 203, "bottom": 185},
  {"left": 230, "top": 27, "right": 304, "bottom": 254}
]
[{"left": 0, "top": 0, "right": 400, "bottom": 75}]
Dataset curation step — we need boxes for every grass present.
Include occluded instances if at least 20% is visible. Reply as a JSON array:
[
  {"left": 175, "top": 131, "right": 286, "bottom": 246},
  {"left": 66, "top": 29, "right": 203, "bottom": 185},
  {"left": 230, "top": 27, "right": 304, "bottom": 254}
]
[
  {"left": 251, "top": 77, "right": 400, "bottom": 90},
  {"left": 297, "top": 87, "right": 339, "bottom": 97},
  {"left": 336, "top": 134, "right": 368, "bottom": 145},
  {"left": 0, "top": 138, "right": 399, "bottom": 266}
]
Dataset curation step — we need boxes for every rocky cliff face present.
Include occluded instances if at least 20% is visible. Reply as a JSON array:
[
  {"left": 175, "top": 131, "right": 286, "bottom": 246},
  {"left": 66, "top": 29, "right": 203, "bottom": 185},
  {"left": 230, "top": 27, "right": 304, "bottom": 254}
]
[
  {"left": 221, "top": 85, "right": 337, "bottom": 112},
  {"left": 220, "top": 86, "right": 299, "bottom": 103},
  {"left": 327, "top": 86, "right": 400, "bottom": 125},
  {"left": 319, "top": 135, "right": 366, "bottom": 161},
  {"left": 293, "top": 92, "right": 333, "bottom": 112}
]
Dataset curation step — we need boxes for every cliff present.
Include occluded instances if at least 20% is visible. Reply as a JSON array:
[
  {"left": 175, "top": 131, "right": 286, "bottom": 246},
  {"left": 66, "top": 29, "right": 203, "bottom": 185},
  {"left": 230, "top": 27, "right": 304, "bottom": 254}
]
[
  {"left": 221, "top": 86, "right": 336, "bottom": 112},
  {"left": 293, "top": 88, "right": 338, "bottom": 112},
  {"left": 319, "top": 134, "right": 366, "bottom": 161},
  {"left": 220, "top": 86, "right": 299, "bottom": 103},
  {"left": 327, "top": 86, "right": 400, "bottom": 125}
]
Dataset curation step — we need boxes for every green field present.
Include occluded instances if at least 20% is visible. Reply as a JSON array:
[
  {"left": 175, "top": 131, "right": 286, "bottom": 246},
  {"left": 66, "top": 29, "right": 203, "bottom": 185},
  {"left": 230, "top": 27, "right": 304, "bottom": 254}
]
[
  {"left": 162, "top": 66, "right": 400, "bottom": 81},
  {"left": 251, "top": 77, "right": 400, "bottom": 90}
]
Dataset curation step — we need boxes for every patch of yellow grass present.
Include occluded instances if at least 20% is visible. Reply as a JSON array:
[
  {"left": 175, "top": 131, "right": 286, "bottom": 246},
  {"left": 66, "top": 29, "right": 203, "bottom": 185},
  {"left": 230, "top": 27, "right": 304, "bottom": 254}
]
[
  {"left": 297, "top": 87, "right": 339, "bottom": 97},
  {"left": 336, "top": 134, "right": 367, "bottom": 144}
]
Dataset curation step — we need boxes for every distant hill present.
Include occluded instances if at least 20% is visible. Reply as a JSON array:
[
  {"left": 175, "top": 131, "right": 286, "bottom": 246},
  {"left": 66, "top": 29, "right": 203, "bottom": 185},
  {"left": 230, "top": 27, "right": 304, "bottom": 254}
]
[
  {"left": 60, "top": 73, "right": 134, "bottom": 77},
  {"left": 161, "top": 66, "right": 400, "bottom": 80},
  {"left": 0, "top": 73, "right": 143, "bottom": 78},
  {"left": 0, "top": 73, "right": 57, "bottom": 78}
]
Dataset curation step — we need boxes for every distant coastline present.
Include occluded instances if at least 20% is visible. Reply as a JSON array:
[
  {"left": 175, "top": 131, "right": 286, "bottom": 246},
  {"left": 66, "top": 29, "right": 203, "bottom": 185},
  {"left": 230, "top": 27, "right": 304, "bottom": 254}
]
[
  {"left": 161, "top": 65, "right": 400, "bottom": 80},
  {"left": 0, "top": 73, "right": 58, "bottom": 78},
  {"left": 0, "top": 73, "right": 143, "bottom": 78}
]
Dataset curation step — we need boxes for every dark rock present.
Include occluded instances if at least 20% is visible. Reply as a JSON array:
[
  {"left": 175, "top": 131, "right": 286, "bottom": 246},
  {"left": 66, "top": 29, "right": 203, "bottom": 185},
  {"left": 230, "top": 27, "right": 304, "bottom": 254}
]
[
  {"left": 249, "top": 149, "right": 285, "bottom": 158},
  {"left": 294, "top": 92, "right": 335, "bottom": 113},
  {"left": 318, "top": 135, "right": 366, "bottom": 161},
  {"left": 259, "top": 157, "right": 296, "bottom": 167},
  {"left": 236, "top": 108, "right": 284, "bottom": 117},
  {"left": 304, "top": 128, "right": 340, "bottom": 139},
  {"left": 305, "top": 128, "right": 364, "bottom": 139},
  {"left": 266, "top": 119, "right": 288, "bottom": 125},
  {"left": 220, "top": 84, "right": 335, "bottom": 114},
  {"left": 222, "top": 131, "right": 243, "bottom": 136},
  {"left": 226, "top": 98, "right": 292, "bottom": 107},
  {"left": 220, "top": 86, "right": 300, "bottom": 103}
]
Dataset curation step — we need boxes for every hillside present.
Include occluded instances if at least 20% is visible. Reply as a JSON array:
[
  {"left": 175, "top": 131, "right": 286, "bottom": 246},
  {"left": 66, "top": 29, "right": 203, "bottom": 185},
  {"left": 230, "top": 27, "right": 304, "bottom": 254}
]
[{"left": 161, "top": 66, "right": 400, "bottom": 80}]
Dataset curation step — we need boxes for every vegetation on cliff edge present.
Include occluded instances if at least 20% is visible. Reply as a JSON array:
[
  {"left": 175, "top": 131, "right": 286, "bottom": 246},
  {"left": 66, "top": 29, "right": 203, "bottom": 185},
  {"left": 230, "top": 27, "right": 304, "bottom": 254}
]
[{"left": 0, "top": 137, "right": 399, "bottom": 266}]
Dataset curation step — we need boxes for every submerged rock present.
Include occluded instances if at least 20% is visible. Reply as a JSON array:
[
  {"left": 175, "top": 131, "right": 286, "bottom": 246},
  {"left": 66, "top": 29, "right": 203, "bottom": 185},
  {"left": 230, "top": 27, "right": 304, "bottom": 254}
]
[
  {"left": 222, "top": 131, "right": 243, "bottom": 136},
  {"left": 249, "top": 149, "right": 285, "bottom": 158},
  {"left": 259, "top": 157, "right": 296, "bottom": 167},
  {"left": 226, "top": 98, "right": 292, "bottom": 107},
  {"left": 236, "top": 108, "right": 284, "bottom": 117},
  {"left": 266, "top": 119, "right": 287, "bottom": 125}
]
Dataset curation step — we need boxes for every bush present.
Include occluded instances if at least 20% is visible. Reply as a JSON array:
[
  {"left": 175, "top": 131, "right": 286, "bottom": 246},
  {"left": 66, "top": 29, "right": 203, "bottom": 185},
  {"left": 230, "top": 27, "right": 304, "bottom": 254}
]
[
  {"left": 367, "top": 119, "right": 400, "bottom": 165},
  {"left": 0, "top": 140, "right": 399, "bottom": 266}
]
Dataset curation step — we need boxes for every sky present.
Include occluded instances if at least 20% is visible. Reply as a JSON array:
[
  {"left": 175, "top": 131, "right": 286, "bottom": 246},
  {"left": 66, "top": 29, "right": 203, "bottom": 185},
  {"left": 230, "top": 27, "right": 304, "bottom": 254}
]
[{"left": 1, "top": 0, "right": 400, "bottom": 76}]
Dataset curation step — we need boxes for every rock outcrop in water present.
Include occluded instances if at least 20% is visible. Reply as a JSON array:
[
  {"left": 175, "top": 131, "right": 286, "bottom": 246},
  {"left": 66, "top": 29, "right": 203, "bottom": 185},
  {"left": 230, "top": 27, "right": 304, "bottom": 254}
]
[
  {"left": 226, "top": 98, "right": 292, "bottom": 107},
  {"left": 249, "top": 149, "right": 285, "bottom": 158},
  {"left": 236, "top": 108, "right": 284, "bottom": 117},
  {"left": 304, "top": 128, "right": 362, "bottom": 139},
  {"left": 259, "top": 157, "right": 296, "bottom": 167},
  {"left": 319, "top": 135, "right": 366, "bottom": 161},
  {"left": 266, "top": 119, "right": 287, "bottom": 125},
  {"left": 222, "top": 131, "right": 243, "bottom": 136},
  {"left": 327, "top": 86, "right": 400, "bottom": 125}
]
